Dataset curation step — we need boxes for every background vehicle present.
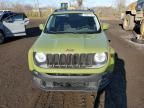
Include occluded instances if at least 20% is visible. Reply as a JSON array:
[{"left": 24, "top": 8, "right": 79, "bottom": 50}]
[
  {"left": 61, "top": 3, "right": 69, "bottom": 10},
  {"left": 61, "top": 2, "right": 76, "bottom": 10},
  {"left": 60, "top": 0, "right": 82, "bottom": 10},
  {"left": 28, "top": 9, "right": 115, "bottom": 92},
  {"left": 122, "top": 0, "right": 144, "bottom": 40},
  {"left": 0, "top": 11, "right": 29, "bottom": 44}
]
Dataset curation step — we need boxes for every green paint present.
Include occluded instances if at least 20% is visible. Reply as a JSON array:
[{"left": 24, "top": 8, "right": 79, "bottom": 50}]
[{"left": 28, "top": 10, "right": 115, "bottom": 74}]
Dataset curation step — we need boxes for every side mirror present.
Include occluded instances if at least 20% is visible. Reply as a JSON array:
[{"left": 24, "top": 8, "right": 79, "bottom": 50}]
[
  {"left": 102, "top": 23, "right": 109, "bottom": 31},
  {"left": 39, "top": 24, "right": 44, "bottom": 31},
  {"left": 24, "top": 18, "right": 30, "bottom": 25}
]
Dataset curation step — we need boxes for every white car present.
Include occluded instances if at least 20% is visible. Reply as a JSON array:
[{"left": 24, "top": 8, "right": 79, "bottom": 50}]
[{"left": 0, "top": 11, "right": 29, "bottom": 44}]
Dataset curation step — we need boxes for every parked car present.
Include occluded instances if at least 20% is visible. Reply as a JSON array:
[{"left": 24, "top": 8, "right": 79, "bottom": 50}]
[
  {"left": 122, "top": 0, "right": 144, "bottom": 40},
  {"left": 28, "top": 9, "right": 115, "bottom": 92},
  {"left": 0, "top": 11, "right": 29, "bottom": 44}
]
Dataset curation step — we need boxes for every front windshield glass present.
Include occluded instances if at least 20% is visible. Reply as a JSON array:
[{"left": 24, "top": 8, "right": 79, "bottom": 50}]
[{"left": 45, "top": 13, "right": 101, "bottom": 34}]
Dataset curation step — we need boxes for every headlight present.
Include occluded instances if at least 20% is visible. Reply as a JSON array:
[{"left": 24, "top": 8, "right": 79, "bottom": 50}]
[
  {"left": 35, "top": 52, "right": 47, "bottom": 63},
  {"left": 94, "top": 53, "right": 107, "bottom": 63}
]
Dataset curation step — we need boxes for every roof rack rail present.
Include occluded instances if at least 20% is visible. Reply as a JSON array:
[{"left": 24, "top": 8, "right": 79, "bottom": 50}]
[
  {"left": 87, "top": 8, "right": 95, "bottom": 13},
  {"left": 54, "top": 9, "right": 67, "bottom": 12},
  {"left": 54, "top": 9, "right": 95, "bottom": 13}
]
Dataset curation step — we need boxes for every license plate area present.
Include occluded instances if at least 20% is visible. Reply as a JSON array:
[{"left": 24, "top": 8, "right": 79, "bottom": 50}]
[{"left": 53, "top": 82, "right": 88, "bottom": 88}]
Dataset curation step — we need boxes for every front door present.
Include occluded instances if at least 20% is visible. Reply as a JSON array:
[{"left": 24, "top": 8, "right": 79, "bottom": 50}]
[{"left": 3, "top": 14, "right": 26, "bottom": 37}]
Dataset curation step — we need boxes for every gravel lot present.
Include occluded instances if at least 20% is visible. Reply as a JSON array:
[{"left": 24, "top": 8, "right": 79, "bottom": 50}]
[{"left": 0, "top": 19, "right": 144, "bottom": 108}]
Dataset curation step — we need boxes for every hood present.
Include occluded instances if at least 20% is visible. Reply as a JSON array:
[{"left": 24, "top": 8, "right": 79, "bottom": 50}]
[{"left": 33, "top": 32, "right": 109, "bottom": 53}]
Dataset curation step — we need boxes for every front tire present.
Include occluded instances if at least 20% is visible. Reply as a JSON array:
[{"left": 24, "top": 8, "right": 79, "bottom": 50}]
[
  {"left": 140, "top": 20, "right": 144, "bottom": 40},
  {"left": 123, "top": 14, "right": 135, "bottom": 31},
  {"left": 0, "top": 32, "right": 5, "bottom": 44}
]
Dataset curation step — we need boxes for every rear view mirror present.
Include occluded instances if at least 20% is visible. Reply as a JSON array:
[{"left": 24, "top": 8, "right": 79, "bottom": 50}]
[
  {"left": 39, "top": 24, "right": 44, "bottom": 31},
  {"left": 102, "top": 23, "right": 109, "bottom": 31}
]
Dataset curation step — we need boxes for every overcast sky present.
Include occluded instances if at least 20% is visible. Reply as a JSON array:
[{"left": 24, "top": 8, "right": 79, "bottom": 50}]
[{"left": 11, "top": 0, "right": 137, "bottom": 8}]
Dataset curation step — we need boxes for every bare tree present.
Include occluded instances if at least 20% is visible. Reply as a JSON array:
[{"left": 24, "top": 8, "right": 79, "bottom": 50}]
[
  {"left": 34, "top": 0, "right": 41, "bottom": 17},
  {"left": 12, "top": 3, "right": 24, "bottom": 12},
  {"left": 24, "top": 4, "right": 33, "bottom": 11},
  {"left": 0, "top": 0, "right": 11, "bottom": 10},
  {"left": 76, "top": 0, "right": 83, "bottom": 8},
  {"left": 116, "top": 0, "right": 126, "bottom": 12}
]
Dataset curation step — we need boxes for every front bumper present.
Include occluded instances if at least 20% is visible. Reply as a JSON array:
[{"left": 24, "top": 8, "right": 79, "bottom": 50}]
[{"left": 32, "top": 71, "right": 113, "bottom": 92}]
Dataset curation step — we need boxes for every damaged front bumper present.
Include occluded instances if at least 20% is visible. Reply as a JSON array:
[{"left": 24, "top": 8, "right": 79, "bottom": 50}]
[{"left": 32, "top": 71, "right": 113, "bottom": 92}]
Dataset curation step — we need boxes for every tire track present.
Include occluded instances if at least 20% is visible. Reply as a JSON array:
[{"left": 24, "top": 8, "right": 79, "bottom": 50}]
[
  {"left": 33, "top": 92, "right": 99, "bottom": 108},
  {"left": 33, "top": 92, "right": 53, "bottom": 108}
]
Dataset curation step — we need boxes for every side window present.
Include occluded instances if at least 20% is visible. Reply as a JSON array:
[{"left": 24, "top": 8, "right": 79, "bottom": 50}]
[
  {"left": 9, "top": 13, "right": 14, "bottom": 16},
  {"left": 11, "top": 14, "right": 24, "bottom": 21},
  {"left": 137, "top": 2, "right": 144, "bottom": 10},
  {"left": 142, "top": 2, "right": 144, "bottom": 8},
  {"left": 1, "top": 13, "right": 9, "bottom": 20},
  {"left": 6, "top": 14, "right": 24, "bottom": 22}
]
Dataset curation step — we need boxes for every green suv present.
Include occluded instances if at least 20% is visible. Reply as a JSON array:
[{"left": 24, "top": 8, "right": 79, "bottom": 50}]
[{"left": 28, "top": 10, "right": 115, "bottom": 92}]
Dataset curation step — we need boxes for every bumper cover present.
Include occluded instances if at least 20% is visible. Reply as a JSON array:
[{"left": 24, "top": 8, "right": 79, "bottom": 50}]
[{"left": 32, "top": 71, "right": 113, "bottom": 92}]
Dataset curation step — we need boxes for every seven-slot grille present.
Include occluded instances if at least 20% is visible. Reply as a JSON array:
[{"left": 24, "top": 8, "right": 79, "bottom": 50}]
[{"left": 47, "top": 53, "right": 95, "bottom": 68}]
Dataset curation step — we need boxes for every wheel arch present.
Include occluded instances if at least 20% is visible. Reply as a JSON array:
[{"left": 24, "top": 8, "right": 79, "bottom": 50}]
[{"left": 0, "top": 29, "right": 5, "bottom": 36}]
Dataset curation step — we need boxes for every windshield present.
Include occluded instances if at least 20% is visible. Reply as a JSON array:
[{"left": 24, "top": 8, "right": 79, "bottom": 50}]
[
  {"left": 45, "top": 13, "right": 101, "bottom": 34},
  {"left": 137, "top": 1, "right": 144, "bottom": 11}
]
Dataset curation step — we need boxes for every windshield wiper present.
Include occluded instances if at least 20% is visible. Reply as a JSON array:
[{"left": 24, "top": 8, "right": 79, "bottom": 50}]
[
  {"left": 45, "top": 31, "right": 98, "bottom": 34},
  {"left": 57, "top": 31, "right": 98, "bottom": 34},
  {"left": 46, "top": 31, "right": 58, "bottom": 34},
  {"left": 72, "top": 31, "right": 98, "bottom": 34},
  {"left": 83, "top": 32, "right": 98, "bottom": 34},
  {"left": 50, "top": 31, "right": 79, "bottom": 34}
]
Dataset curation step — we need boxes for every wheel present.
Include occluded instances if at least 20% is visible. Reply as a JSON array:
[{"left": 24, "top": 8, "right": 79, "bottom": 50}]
[
  {"left": 140, "top": 20, "right": 144, "bottom": 40},
  {"left": 123, "top": 14, "right": 135, "bottom": 31},
  {"left": 0, "top": 32, "right": 5, "bottom": 44}
]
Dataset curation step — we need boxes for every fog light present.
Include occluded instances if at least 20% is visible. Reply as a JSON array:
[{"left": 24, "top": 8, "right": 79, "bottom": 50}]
[
  {"left": 33, "top": 76, "right": 42, "bottom": 86},
  {"left": 41, "top": 80, "right": 46, "bottom": 87}
]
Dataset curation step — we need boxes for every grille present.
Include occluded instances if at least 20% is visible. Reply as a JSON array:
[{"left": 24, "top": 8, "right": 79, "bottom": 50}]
[
  {"left": 47, "top": 53, "right": 95, "bottom": 68},
  {"left": 47, "top": 73, "right": 91, "bottom": 76}
]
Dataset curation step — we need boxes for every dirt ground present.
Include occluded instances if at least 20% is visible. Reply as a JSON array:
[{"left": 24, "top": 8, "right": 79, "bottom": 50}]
[{"left": 0, "top": 19, "right": 144, "bottom": 108}]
